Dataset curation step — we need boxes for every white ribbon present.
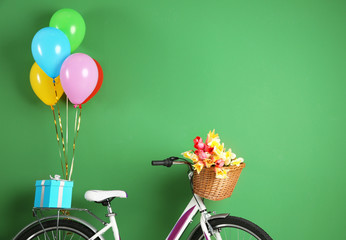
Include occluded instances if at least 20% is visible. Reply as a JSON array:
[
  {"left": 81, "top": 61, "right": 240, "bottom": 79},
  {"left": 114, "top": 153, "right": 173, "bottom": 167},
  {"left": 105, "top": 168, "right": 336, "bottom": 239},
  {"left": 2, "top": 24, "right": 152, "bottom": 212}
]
[
  {"left": 48, "top": 174, "right": 67, "bottom": 208},
  {"left": 40, "top": 180, "right": 45, "bottom": 207},
  {"left": 50, "top": 174, "right": 61, "bottom": 180},
  {"left": 57, "top": 181, "right": 65, "bottom": 208}
]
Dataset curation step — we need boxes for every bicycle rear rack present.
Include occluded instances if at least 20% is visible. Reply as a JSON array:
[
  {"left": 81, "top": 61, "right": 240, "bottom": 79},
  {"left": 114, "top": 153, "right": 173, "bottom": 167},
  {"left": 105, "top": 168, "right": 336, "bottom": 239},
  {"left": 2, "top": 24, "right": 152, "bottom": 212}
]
[
  {"left": 17, "top": 208, "right": 108, "bottom": 240},
  {"left": 33, "top": 207, "right": 106, "bottom": 225}
]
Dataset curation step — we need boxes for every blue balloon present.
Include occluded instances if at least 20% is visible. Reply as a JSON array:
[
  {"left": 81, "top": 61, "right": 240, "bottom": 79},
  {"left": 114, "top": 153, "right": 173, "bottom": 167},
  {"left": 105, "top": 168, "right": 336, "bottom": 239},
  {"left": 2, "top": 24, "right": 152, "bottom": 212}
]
[{"left": 31, "top": 27, "right": 71, "bottom": 78}]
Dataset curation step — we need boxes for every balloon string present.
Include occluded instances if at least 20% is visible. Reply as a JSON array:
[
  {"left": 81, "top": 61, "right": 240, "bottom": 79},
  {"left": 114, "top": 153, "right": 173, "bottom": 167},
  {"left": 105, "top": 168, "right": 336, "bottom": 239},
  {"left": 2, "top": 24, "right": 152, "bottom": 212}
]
[
  {"left": 66, "top": 96, "right": 68, "bottom": 159},
  {"left": 53, "top": 79, "right": 68, "bottom": 180},
  {"left": 51, "top": 105, "right": 65, "bottom": 178},
  {"left": 69, "top": 107, "right": 82, "bottom": 181},
  {"left": 57, "top": 99, "right": 68, "bottom": 179}
]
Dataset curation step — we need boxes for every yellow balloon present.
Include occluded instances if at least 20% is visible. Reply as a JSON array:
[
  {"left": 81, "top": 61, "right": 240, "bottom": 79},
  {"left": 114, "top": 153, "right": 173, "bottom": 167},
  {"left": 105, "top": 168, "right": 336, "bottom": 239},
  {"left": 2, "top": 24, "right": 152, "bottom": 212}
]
[{"left": 30, "top": 62, "right": 64, "bottom": 106}]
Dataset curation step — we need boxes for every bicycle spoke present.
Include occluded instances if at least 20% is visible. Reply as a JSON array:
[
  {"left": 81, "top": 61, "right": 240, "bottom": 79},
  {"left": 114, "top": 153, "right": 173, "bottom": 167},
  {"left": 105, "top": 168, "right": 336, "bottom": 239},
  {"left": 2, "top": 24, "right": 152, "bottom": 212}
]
[
  {"left": 30, "top": 229, "right": 86, "bottom": 240},
  {"left": 15, "top": 219, "right": 94, "bottom": 240},
  {"left": 220, "top": 228, "right": 228, "bottom": 240},
  {"left": 208, "top": 226, "right": 261, "bottom": 240}
]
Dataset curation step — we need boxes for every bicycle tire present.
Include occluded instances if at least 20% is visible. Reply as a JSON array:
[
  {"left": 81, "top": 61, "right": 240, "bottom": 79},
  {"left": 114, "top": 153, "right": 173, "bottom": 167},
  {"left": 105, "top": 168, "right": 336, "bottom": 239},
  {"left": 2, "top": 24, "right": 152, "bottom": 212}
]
[
  {"left": 14, "top": 219, "right": 101, "bottom": 240},
  {"left": 189, "top": 215, "right": 273, "bottom": 240}
]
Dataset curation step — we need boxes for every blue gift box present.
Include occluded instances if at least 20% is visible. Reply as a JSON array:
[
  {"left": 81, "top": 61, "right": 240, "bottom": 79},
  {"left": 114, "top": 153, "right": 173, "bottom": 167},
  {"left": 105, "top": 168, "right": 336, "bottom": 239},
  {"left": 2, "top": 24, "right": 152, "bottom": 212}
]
[{"left": 34, "top": 177, "right": 73, "bottom": 208}]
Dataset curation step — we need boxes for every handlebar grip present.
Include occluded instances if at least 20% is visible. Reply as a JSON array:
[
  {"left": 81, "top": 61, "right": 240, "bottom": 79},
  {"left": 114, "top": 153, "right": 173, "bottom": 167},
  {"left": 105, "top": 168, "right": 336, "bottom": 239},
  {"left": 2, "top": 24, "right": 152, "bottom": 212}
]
[{"left": 151, "top": 160, "right": 173, "bottom": 167}]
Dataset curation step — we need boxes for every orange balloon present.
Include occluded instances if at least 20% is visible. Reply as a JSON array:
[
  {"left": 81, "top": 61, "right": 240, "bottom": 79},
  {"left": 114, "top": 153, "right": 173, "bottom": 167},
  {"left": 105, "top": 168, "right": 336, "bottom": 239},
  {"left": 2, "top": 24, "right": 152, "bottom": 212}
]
[{"left": 30, "top": 62, "right": 64, "bottom": 105}]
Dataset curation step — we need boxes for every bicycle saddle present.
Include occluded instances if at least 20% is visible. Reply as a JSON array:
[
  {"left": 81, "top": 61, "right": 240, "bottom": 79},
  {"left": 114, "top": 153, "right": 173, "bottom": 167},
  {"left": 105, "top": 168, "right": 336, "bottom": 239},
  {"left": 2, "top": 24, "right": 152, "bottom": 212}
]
[{"left": 84, "top": 190, "right": 128, "bottom": 203}]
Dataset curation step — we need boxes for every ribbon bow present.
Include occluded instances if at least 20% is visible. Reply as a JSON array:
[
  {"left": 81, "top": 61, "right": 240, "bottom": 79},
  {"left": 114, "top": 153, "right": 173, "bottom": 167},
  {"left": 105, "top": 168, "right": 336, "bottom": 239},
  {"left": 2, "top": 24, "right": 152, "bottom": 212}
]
[{"left": 50, "top": 174, "right": 62, "bottom": 180}]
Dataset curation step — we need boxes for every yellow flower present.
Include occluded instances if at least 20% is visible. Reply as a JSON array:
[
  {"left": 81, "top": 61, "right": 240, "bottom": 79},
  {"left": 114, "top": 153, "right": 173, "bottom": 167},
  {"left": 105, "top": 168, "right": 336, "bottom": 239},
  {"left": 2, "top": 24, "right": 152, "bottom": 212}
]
[
  {"left": 182, "top": 150, "right": 192, "bottom": 159},
  {"left": 204, "top": 158, "right": 215, "bottom": 168},
  {"left": 231, "top": 157, "right": 244, "bottom": 166},
  {"left": 207, "top": 129, "right": 218, "bottom": 141},
  {"left": 193, "top": 161, "right": 204, "bottom": 174},
  {"left": 182, "top": 151, "right": 199, "bottom": 163},
  {"left": 206, "top": 130, "right": 220, "bottom": 146},
  {"left": 209, "top": 140, "right": 220, "bottom": 148},
  {"left": 215, "top": 167, "right": 228, "bottom": 179},
  {"left": 224, "top": 149, "right": 236, "bottom": 165},
  {"left": 231, "top": 152, "right": 236, "bottom": 160},
  {"left": 213, "top": 142, "right": 224, "bottom": 156},
  {"left": 225, "top": 150, "right": 231, "bottom": 165}
]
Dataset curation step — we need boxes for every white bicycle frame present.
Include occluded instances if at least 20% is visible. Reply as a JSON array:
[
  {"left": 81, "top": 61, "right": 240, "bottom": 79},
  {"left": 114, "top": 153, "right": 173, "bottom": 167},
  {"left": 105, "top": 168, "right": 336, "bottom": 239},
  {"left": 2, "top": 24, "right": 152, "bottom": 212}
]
[
  {"left": 15, "top": 162, "right": 223, "bottom": 240},
  {"left": 165, "top": 194, "right": 222, "bottom": 240},
  {"left": 88, "top": 202, "right": 120, "bottom": 240},
  {"left": 88, "top": 193, "right": 221, "bottom": 240},
  {"left": 86, "top": 165, "right": 222, "bottom": 240}
]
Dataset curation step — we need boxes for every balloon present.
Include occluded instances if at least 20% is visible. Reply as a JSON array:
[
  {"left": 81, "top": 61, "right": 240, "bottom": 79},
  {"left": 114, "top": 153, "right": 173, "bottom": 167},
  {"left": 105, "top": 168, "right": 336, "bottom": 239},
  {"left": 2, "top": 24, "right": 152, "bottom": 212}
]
[
  {"left": 31, "top": 27, "right": 71, "bottom": 78},
  {"left": 49, "top": 9, "right": 86, "bottom": 52},
  {"left": 82, "top": 59, "right": 103, "bottom": 104},
  {"left": 30, "top": 62, "right": 64, "bottom": 106},
  {"left": 60, "top": 53, "right": 98, "bottom": 105}
]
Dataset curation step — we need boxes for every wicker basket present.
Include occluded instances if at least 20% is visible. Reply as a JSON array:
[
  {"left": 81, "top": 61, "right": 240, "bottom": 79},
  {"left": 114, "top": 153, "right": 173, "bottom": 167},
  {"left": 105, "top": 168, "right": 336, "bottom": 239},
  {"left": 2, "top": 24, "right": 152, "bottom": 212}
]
[{"left": 192, "top": 163, "right": 245, "bottom": 201}]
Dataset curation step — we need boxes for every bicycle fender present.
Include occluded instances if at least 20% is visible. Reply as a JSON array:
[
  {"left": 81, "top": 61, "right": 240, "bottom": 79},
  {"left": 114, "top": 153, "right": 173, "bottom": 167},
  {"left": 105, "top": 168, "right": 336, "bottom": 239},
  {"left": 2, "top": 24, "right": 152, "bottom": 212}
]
[
  {"left": 187, "top": 213, "right": 229, "bottom": 240},
  {"left": 13, "top": 215, "right": 105, "bottom": 240}
]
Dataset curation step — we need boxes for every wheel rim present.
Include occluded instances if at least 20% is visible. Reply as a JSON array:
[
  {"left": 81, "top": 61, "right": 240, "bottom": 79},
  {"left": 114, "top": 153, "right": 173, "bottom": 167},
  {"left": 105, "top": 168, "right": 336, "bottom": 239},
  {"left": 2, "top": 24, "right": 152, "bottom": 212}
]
[{"left": 26, "top": 226, "right": 89, "bottom": 240}]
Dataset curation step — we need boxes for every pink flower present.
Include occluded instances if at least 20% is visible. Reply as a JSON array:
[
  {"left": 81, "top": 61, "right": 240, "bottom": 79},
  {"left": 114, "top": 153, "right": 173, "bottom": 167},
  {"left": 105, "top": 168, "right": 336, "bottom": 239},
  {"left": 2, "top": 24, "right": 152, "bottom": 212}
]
[
  {"left": 215, "top": 159, "right": 225, "bottom": 168},
  {"left": 204, "top": 144, "right": 214, "bottom": 153},
  {"left": 195, "top": 149, "right": 208, "bottom": 160},
  {"left": 193, "top": 136, "right": 205, "bottom": 150}
]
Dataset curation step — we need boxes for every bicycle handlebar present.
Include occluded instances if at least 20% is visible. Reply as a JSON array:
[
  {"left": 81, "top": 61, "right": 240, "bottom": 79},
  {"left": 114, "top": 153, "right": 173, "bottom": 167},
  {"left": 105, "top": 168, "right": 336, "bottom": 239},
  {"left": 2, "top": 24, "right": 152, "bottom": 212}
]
[{"left": 151, "top": 156, "right": 191, "bottom": 168}]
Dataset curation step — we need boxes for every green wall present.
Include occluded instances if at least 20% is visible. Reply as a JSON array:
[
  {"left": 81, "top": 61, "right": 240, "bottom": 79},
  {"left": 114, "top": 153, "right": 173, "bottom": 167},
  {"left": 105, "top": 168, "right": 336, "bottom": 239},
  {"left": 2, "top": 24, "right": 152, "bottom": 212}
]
[{"left": 1, "top": 0, "right": 346, "bottom": 239}]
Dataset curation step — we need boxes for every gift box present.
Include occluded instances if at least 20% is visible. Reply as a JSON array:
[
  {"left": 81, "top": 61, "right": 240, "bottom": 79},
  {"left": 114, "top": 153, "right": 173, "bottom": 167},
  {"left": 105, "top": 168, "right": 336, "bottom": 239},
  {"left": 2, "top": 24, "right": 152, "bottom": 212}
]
[{"left": 34, "top": 175, "right": 73, "bottom": 208}]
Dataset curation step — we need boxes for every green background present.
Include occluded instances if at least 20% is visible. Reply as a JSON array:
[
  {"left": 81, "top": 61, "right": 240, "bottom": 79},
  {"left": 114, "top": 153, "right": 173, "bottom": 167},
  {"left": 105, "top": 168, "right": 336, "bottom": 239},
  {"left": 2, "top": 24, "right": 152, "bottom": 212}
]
[{"left": 1, "top": 0, "right": 345, "bottom": 239}]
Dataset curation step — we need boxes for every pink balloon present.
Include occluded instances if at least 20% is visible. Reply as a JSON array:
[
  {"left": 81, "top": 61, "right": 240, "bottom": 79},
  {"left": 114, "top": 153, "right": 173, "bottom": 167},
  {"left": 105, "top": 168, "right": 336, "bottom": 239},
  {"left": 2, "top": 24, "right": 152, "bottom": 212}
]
[{"left": 60, "top": 53, "right": 98, "bottom": 105}]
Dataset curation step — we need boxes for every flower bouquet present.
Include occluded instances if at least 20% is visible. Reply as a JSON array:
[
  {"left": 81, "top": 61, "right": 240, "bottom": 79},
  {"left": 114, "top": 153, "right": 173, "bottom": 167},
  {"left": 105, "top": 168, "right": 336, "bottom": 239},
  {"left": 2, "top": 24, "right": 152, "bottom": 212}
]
[{"left": 182, "top": 130, "right": 245, "bottom": 200}]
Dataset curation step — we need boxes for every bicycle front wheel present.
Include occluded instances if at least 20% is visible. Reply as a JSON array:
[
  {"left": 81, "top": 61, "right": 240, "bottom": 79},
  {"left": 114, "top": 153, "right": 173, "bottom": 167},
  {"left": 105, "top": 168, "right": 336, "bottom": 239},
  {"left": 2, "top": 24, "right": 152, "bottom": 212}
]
[
  {"left": 14, "top": 219, "right": 101, "bottom": 240},
  {"left": 189, "top": 216, "right": 272, "bottom": 240}
]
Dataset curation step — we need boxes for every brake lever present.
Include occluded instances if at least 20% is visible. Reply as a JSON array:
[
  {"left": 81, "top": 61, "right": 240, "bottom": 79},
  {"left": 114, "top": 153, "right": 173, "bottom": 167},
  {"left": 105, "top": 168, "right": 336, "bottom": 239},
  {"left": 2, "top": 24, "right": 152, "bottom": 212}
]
[{"left": 165, "top": 156, "right": 179, "bottom": 161}]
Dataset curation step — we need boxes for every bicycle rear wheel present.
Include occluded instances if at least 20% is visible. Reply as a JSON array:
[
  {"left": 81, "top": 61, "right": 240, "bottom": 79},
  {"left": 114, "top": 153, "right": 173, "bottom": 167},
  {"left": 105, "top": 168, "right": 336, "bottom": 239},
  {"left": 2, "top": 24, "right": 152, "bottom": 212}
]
[
  {"left": 189, "top": 216, "right": 272, "bottom": 240},
  {"left": 14, "top": 219, "right": 101, "bottom": 240}
]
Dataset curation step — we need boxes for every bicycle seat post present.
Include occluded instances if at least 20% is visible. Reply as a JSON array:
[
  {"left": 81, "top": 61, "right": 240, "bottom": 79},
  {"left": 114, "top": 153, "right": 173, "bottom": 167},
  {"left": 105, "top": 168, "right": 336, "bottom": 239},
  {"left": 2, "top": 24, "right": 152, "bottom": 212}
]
[
  {"left": 102, "top": 199, "right": 116, "bottom": 217},
  {"left": 102, "top": 199, "right": 120, "bottom": 239}
]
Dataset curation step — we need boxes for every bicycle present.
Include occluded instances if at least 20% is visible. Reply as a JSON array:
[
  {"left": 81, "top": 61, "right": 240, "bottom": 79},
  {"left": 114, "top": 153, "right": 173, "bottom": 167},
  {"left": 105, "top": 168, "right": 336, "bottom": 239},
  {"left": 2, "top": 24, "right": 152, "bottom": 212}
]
[{"left": 14, "top": 156, "right": 273, "bottom": 240}]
